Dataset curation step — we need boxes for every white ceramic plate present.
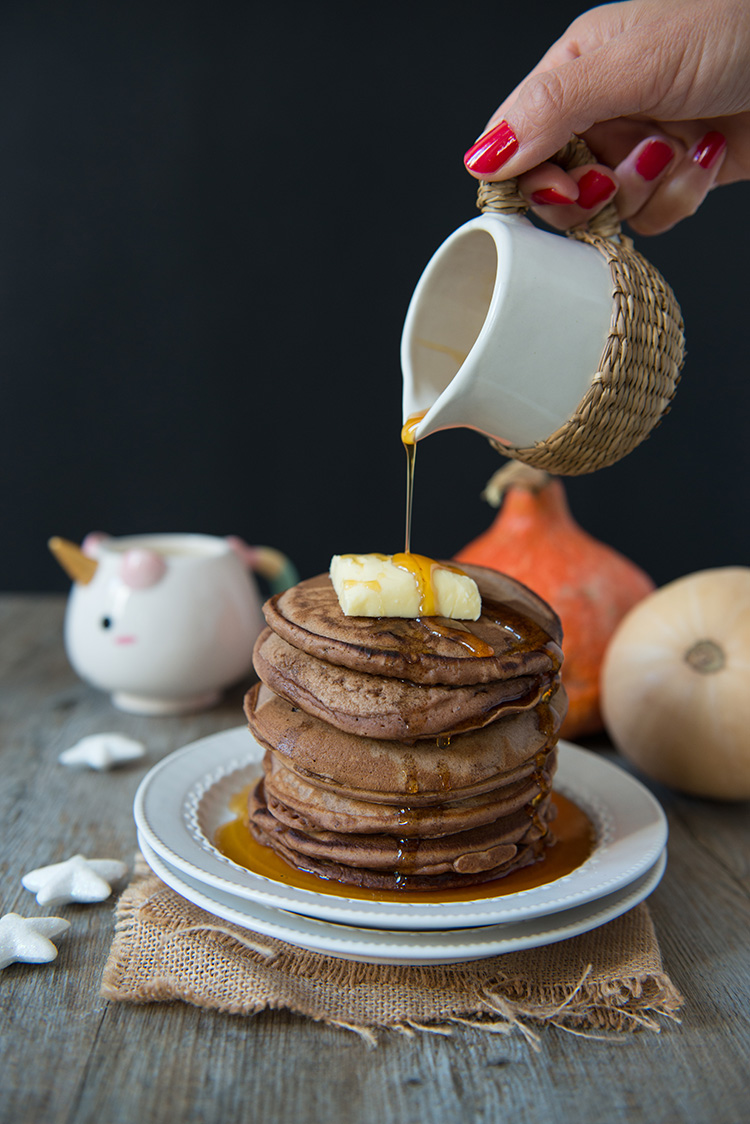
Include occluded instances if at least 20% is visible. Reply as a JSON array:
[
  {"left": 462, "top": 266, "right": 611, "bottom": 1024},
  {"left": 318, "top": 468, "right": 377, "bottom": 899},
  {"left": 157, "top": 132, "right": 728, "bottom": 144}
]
[
  {"left": 134, "top": 727, "right": 667, "bottom": 931},
  {"left": 138, "top": 832, "right": 667, "bottom": 965}
]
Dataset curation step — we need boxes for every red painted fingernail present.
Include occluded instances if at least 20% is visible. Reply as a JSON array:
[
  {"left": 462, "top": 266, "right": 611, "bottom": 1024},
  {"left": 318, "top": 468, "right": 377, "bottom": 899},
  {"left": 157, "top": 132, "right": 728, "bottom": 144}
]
[
  {"left": 576, "top": 169, "right": 616, "bottom": 209},
  {"left": 635, "top": 139, "right": 674, "bottom": 181},
  {"left": 464, "top": 120, "right": 519, "bottom": 175},
  {"left": 693, "top": 131, "right": 726, "bottom": 170},
  {"left": 530, "top": 187, "right": 576, "bottom": 206}
]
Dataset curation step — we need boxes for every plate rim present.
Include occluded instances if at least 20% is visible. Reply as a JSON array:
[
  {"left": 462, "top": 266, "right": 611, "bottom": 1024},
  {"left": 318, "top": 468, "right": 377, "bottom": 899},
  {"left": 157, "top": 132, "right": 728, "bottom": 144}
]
[
  {"left": 137, "top": 832, "right": 667, "bottom": 965},
  {"left": 134, "top": 727, "right": 668, "bottom": 930}
]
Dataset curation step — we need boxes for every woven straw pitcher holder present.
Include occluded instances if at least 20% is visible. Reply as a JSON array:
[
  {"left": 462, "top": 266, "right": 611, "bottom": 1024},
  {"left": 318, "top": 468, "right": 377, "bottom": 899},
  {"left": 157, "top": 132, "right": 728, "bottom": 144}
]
[{"left": 478, "top": 137, "right": 685, "bottom": 475}]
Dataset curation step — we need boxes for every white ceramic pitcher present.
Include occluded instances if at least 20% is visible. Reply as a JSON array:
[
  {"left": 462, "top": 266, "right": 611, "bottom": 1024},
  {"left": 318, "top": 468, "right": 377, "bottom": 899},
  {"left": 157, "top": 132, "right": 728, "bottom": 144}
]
[
  {"left": 401, "top": 209, "right": 613, "bottom": 449},
  {"left": 401, "top": 139, "right": 685, "bottom": 475}
]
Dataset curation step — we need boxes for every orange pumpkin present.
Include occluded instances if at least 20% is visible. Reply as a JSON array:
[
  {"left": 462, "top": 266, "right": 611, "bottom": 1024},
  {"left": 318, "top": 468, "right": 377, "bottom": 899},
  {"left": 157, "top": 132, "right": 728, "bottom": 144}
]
[{"left": 455, "top": 462, "right": 655, "bottom": 739}]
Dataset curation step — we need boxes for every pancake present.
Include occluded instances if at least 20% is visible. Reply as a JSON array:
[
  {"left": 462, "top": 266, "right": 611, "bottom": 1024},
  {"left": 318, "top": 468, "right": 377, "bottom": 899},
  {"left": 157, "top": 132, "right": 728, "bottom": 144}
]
[
  {"left": 245, "top": 681, "right": 565, "bottom": 803},
  {"left": 262, "top": 563, "right": 562, "bottom": 686},
  {"left": 250, "top": 778, "right": 553, "bottom": 875},
  {"left": 250, "top": 779, "right": 553, "bottom": 890},
  {"left": 254, "top": 628, "right": 556, "bottom": 740},
  {"left": 261, "top": 749, "right": 556, "bottom": 835}
]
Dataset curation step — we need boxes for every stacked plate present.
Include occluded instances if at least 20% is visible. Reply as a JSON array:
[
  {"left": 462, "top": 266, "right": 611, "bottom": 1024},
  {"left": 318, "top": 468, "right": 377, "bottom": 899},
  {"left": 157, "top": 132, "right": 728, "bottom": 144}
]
[{"left": 134, "top": 728, "right": 668, "bottom": 965}]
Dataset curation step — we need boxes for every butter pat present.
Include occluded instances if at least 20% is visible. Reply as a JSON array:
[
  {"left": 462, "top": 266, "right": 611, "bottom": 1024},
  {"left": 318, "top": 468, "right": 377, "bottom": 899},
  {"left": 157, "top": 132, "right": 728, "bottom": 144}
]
[{"left": 330, "top": 553, "right": 481, "bottom": 619}]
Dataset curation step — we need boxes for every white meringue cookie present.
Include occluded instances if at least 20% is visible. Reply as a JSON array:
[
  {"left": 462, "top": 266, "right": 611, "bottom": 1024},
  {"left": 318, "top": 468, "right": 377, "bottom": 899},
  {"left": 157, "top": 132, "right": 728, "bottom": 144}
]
[
  {"left": 0, "top": 913, "right": 71, "bottom": 970},
  {"left": 58, "top": 733, "right": 146, "bottom": 771},
  {"left": 21, "top": 855, "right": 128, "bottom": 907}
]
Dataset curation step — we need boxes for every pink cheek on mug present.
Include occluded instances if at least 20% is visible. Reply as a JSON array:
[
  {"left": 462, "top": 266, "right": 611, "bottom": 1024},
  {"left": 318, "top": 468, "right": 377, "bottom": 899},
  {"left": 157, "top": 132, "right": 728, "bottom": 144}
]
[
  {"left": 119, "top": 550, "right": 167, "bottom": 589},
  {"left": 114, "top": 635, "right": 137, "bottom": 645}
]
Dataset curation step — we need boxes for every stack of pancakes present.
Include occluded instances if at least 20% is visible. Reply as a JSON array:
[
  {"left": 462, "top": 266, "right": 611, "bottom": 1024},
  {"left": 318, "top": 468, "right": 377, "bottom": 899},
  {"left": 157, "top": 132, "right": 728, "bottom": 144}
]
[{"left": 244, "top": 562, "right": 566, "bottom": 891}]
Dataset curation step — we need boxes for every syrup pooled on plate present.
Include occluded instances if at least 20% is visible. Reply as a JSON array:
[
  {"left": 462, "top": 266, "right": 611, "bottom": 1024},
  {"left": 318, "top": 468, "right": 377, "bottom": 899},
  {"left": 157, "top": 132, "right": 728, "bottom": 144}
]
[{"left": 215, "top": 789, "right": 594, "bottom": 904}]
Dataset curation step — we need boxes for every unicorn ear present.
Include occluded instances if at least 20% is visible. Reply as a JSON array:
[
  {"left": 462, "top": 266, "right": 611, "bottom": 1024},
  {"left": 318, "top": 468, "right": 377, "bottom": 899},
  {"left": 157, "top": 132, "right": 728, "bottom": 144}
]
[
  {"left": 119, "top": 549, "right": 167, "bottom": 589},
  {"left": 48, "top": 537, "right": 98, "bottom": 585},
  {"left": 81, "top": 531, "right": 110, "bottom": 557}
]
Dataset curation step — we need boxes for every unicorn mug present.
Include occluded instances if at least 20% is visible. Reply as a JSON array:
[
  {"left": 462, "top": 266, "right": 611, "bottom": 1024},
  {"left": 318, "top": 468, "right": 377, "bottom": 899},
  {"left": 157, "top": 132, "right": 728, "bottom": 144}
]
[{"left": 49, "top": 532, "right": 297, "bottom": 714}]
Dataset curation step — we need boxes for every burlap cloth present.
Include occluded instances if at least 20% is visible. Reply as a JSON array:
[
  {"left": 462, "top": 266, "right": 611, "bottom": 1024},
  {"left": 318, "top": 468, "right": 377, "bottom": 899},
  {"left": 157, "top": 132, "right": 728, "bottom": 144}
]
[{"left": 101, "top": 859, "right": 683, "bottom": 1046}]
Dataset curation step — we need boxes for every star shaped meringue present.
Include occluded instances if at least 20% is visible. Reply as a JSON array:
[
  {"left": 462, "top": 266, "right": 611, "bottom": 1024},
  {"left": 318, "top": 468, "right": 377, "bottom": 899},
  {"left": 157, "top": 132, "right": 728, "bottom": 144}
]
[
  {"left": 21, "top": 855, "right": 129, "bottom": 908},
  {"left": 0, "top": 913, "right": 71, "bottom": 970},
  {"left": 58, "top": 733, "right": 146, "bottom": 771}
]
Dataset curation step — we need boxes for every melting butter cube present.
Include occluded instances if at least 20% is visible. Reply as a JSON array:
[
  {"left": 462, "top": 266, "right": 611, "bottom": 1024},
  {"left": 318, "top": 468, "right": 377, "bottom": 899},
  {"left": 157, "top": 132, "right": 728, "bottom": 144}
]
[{"left": 330, "top": 553, "right": 481, "bottom": 619}]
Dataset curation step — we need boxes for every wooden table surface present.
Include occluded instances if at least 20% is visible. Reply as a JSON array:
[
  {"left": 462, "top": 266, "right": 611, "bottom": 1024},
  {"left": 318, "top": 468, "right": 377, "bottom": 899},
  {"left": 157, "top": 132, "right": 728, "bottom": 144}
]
[{"left": 1, "top": 595, "right": 749, "bottom": 1124}]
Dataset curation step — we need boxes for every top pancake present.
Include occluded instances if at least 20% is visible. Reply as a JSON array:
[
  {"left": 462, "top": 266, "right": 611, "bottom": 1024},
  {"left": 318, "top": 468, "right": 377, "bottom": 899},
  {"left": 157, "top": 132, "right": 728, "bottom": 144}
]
[{"left": 263, "top": 562, "right": 563, "bottom": 686}]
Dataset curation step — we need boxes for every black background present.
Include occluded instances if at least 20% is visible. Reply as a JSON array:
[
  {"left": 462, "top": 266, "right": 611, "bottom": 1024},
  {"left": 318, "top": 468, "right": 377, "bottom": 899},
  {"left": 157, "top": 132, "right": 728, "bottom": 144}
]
[{"left": 2, "top": 0, "right": 748, "bottom": 594}]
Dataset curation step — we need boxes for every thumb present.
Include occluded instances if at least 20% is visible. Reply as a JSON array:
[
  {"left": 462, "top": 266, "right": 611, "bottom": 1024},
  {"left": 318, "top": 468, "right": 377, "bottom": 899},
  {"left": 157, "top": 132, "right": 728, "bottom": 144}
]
[{"left": 465, "top": 32, "right": 668, "bottom": 180}]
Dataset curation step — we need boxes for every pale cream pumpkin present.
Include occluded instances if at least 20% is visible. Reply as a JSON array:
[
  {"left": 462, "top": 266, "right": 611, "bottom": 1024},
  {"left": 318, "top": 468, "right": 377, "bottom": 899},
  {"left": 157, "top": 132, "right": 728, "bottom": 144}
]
[{"left": 601, "top": 567, "right": 750, "bottom": 800}]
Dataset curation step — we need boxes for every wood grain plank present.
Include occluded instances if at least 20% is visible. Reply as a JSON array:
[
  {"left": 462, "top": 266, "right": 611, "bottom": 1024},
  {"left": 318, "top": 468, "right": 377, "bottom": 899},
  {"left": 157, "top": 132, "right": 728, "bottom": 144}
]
[{"left": 1, "top": 596, "right": 749, "bottom": 1124}]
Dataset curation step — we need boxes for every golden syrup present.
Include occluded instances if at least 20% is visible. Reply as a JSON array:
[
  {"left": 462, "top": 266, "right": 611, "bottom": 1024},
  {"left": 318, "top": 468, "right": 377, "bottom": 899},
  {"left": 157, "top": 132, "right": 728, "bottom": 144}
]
[
  {"left": 416, "top": 618, "right": 495, "bottom": 658},
  {"left": 398, "top": 410, "right": 492, "bottom": 647},
  {"left": 214, "top": 791, "right": 595, "bottom": 904},
  {"left": 412, "top": 338, "right": 468, "bottom": 367},
  {"left": 482, "top": 597, "right": 562, "bottom": 671},
  {"left": 401, "top": 410, "right": 426, "bottom": 555},
  {"left": 399, "top": 411, "right": 452, "bottom": 610},
  {"left": 394, "top": 835, "right": 421, "bottom": 881},
  {"left": 400, "top": 411, "right": 426, "bottom": 446},
  {"left": 401, "top": 753, "right": 420, "bottom": 797},
  {"left": 391, "top": 552, "right": 438, "bottom": 615},
  {"left": 435, "top": 760, "right": 452, "bottom": 789}
]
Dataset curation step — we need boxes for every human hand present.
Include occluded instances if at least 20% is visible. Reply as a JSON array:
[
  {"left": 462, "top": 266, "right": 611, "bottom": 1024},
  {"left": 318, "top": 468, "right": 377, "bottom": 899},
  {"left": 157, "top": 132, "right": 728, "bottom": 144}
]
[{"left": 463, "top": 0, "right": 750, "bottom": 234}]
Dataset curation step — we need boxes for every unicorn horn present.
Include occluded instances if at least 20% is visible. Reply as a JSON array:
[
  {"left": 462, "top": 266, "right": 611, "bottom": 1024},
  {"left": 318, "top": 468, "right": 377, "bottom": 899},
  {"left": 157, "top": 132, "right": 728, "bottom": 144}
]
[{"left": 48, "top": 537, "right": 98, "bottom": 585}]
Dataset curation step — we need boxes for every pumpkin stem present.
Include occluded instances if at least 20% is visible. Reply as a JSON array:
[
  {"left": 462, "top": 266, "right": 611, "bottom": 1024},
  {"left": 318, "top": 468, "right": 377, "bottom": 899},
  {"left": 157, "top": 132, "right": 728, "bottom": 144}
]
[
  {"left": 684, "top": 639, "right": 725, "bottom": 674},
  {"left": 482, "top": 462, "right": 552, "bottom": 508}
]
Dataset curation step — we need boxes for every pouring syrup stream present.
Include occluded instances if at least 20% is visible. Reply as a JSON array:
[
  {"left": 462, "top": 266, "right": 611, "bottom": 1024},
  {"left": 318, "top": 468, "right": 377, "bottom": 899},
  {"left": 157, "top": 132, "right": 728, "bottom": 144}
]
[
  {"left": 401, "top": 410, "right": 427, "bottom": 554},
  {"left": 397, "top": 409, "right": 492, "bottom": 641}
]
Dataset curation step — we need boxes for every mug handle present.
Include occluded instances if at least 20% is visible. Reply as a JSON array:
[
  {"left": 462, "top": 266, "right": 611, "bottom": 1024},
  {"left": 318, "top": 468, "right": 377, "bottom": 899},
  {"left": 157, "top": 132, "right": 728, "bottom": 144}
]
[{"left": 226, "top": 537, "right": 299, "bottom": 594}]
